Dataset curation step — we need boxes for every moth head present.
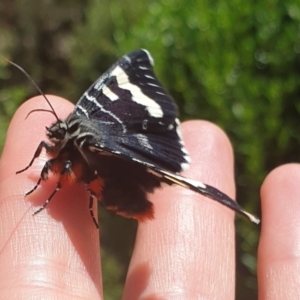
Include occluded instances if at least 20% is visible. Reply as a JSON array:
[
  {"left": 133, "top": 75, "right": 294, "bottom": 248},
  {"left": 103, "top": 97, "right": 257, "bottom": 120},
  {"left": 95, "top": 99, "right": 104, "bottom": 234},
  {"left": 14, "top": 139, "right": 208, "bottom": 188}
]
[{"left": 46, "top": 121, "right": 68, "bottom": 143}]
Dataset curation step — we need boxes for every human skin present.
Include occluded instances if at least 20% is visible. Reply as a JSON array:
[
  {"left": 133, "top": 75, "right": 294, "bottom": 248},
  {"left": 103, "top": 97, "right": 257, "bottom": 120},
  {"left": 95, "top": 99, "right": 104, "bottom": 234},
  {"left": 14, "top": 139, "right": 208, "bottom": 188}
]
[{"left": 0, "top": 96, "right": 299, "bottom": 299}]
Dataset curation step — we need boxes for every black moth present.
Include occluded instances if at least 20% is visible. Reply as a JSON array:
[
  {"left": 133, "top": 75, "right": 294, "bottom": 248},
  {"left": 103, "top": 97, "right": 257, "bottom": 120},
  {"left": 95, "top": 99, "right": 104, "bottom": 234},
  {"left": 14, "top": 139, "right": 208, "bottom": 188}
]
[{"left": 16, "top": 49, "right": 260, "bottom": 228}]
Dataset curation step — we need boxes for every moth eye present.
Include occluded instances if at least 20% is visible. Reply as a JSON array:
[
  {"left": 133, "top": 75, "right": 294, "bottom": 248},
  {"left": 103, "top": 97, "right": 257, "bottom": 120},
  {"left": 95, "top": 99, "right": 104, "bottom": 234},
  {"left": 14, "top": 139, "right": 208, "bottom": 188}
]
[{"left": 56, "top": 128, "right": 66, "bottom": 138}]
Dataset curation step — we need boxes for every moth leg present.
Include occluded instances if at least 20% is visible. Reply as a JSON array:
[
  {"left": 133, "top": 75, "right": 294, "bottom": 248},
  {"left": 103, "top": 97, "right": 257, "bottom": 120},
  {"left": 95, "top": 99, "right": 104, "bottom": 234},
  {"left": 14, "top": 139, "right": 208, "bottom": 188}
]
[
  {"left": 25, "top": 159, "right": 55, "bottom": 196},
  {"left": 16, "top": 141, "right": 52, "bottom": 174},
  {"left": 32, "top": 160, "right": 71, "bottom": 215},
  {"left": 87, "top": 190, "right": 99, "bottom": 229},
  {"left": 87, "top": 176, "right": 104, "bottom": 229},
  {"left": 33, "top": 182, "right": 61, "bottom": 215}
]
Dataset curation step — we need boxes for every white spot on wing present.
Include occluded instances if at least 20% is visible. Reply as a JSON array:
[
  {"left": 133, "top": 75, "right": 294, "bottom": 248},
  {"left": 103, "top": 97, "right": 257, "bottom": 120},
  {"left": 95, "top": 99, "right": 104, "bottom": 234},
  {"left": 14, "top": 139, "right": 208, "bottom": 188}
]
[
  {"left": 136, "top": 134, "right": 153, "bottom": 150},
  {"left": 111, "top": 66, "right": 163, "bottom": 118},
  {"left": 174, "top": 118, "right": 191, "bottom": 170},
  {"left": 102, "top": 85, "right": 119, "bottom": 101},
  {"left": 142, "top": 119, "right": 148, "bottom": 130},
  {"left": 123, "top": 55, "right": 131, "bottom": 63},
  {"left": 111, "top": 149, "right": 121, "bottom": 154},
  {"left": 141, "top": 49, "right": 154, "bottom": 66},
  {"left": 138, "top": 66, "right": 149, "bottom": 70},
  {"left": 145, "top": 74, "right": 155, "bottom": 79},
  {"left": 180, "top": 163, "right": 190, "bottom": 171},
  {"left": 147, "top": 83, "right": 160, "bottom": 88},
  {"left": 168, "top": 124, "right": 174, "bottom": 130}
]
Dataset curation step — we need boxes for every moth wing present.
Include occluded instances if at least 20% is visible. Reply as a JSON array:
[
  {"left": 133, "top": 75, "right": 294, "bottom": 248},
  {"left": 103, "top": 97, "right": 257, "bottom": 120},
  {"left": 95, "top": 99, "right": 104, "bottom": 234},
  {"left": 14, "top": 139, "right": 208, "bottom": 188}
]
[{"left": 74, "top": 49, "right": 190, "bottom": 172}]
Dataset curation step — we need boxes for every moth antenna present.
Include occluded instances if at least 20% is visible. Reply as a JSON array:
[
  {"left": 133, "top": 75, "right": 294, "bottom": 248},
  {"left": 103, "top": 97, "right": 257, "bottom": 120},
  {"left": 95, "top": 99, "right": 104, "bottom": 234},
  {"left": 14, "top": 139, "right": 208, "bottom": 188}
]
[
  {"left": 3, "top": 58, "right": 60, "bottom": 121},
  {"left": 25, "top": 109, "right": 57, "bottom": 120}
]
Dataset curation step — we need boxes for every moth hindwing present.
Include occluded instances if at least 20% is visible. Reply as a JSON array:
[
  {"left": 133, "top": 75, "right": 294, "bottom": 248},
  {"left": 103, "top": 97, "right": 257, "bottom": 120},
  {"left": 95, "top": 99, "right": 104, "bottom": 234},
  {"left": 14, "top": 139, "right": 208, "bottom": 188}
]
[{"left": 17, "top": 49, "right": 260, "bottom": 227}]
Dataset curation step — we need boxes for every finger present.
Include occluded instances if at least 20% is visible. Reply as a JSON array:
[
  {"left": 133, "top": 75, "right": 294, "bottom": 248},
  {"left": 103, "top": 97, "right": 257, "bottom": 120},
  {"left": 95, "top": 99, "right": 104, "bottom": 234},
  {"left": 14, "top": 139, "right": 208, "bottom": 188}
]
[
  {"left": 258, "top": 164, "right": 300, "bottom": 299},
  {"left": 0, "top": 96, "right": 102, "bottom": 299},
  {"left": 123, "top": 121, "right": 236, "bottom": 300}
]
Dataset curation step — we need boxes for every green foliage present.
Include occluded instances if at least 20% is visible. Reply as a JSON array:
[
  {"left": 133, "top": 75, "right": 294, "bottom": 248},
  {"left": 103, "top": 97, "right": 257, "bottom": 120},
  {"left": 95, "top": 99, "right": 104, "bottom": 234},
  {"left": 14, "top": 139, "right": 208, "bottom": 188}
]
[
  {"left": 101, "top": 248, "right": 123, "bottom": 300},
  {"left": 1, "top": 0, "right": 300, "bottom": 298},
  {"left": 0, "top": 61, "right": 27, "bottom": 149}
]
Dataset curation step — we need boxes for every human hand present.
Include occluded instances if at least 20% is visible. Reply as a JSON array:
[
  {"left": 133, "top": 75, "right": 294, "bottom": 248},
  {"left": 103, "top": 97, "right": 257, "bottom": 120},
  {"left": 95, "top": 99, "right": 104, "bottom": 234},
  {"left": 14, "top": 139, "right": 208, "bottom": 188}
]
[{"left": 0, "top": 96, "right": 298, "bottom": 299}]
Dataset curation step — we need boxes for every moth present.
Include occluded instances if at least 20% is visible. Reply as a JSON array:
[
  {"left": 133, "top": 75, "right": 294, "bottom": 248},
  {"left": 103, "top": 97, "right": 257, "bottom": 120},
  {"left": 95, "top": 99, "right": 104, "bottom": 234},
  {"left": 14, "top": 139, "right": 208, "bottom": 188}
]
[{"left": 14, "top": 49, "right": 260, "bottom": 228}]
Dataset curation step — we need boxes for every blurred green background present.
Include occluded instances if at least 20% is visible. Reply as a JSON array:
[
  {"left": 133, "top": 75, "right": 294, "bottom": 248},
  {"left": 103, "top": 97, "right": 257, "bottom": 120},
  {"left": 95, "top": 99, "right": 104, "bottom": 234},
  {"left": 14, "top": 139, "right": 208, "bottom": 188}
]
[{"left": 1, "top": 0, "right": 300, "bottom": 298}]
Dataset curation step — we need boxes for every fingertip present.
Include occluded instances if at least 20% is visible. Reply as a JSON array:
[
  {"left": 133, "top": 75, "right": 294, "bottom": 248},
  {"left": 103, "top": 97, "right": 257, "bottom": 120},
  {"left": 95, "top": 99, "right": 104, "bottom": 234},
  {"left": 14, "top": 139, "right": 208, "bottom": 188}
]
[
  {"left": 181, "top": 120, "right": 233, "bottom": 154},
  {"left": 260, "top": 163, "right": 300, "bottom": 226},
  {"left": 124, "top": 120, "right": 236, "bottom": 299},
  {"left": 258, "top": 163, "right": 300, "bottom": 299},
  {"left": 181, "top": 120, "right": 233, "bottom": 153},
  {"left": 181, "top": 120, "right": 234, "bottom": 195},
  {"left": 0, "top": 96, "right": 102, "bottom": 298}
]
